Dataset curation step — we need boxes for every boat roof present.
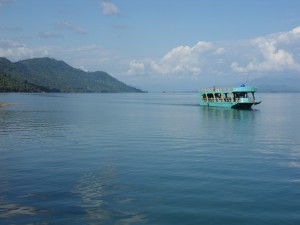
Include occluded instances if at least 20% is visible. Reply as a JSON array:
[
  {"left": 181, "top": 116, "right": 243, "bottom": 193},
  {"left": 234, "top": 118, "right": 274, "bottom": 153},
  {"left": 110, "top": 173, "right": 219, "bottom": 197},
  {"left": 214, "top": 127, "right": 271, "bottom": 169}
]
[
  {"left": 232, "top": 86, "right": 257, "bottom": 93},
  {"left": 200, "top": 85, "right": 257, "bottom": 94}
]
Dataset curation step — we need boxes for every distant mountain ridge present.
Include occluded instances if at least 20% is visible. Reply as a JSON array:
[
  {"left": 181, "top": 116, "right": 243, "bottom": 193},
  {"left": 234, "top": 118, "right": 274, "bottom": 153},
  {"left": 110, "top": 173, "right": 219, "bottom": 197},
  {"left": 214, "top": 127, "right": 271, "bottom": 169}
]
[
  {"left": 0, "top": 57, "right": 143, "bottom": 93},
  {"left": 248, "top": 75, "right": 300, "bottom": 93}
]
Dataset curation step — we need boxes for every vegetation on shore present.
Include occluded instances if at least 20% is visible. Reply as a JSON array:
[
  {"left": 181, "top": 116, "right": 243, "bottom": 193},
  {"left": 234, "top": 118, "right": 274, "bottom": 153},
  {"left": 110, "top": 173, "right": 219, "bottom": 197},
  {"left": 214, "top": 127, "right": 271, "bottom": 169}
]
[
  {"left": 0, "top": 103, "right": 17, "bottom": 107},
  {"left": 0, "top": 57, "right": 143, "bottom": 93},
  {"left": 0, "top": 73, "right": 52, "bottom": 92}
]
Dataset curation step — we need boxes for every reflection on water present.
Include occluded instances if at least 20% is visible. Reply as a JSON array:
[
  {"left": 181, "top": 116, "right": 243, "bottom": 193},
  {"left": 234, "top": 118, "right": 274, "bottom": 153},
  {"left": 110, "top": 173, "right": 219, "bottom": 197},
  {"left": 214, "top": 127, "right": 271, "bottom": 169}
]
[
  {"left": 73, "top": 168, "right": 147, "bottom": 224},
  {"left": 200, "top": 106, "right": 257, "bottom": 122},
  {"left": 0, "top": 168, "right": 147, "bottom": 224},
  {"left": 0, "top": 169, "right": 46, "bottom": 222},
  {"left": 0, "top": 162, "right": 35, "bottom": 219},
  {"left": 0, "top": 203, "right": 37, "bottom": 218}
]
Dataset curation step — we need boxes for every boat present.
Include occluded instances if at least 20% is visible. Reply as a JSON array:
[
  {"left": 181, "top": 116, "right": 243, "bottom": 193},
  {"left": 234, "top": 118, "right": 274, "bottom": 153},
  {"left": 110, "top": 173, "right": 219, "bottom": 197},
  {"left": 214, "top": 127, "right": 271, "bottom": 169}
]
[{"left": 199, "top": 84, "right": 261, "bottom": 109}]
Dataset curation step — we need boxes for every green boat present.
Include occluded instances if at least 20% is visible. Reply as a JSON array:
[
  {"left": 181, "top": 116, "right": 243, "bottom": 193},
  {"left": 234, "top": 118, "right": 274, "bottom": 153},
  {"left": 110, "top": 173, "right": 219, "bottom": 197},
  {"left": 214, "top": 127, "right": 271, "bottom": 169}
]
[{"left": 199, "top": 84, "right": 261, "bottom": 109}]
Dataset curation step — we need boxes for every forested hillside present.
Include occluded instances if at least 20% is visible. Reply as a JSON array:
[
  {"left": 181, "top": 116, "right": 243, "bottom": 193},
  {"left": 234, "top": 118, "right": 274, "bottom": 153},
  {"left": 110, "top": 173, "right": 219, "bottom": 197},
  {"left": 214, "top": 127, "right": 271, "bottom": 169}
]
[
  {"left": 0, "top": 73, "right": 52, "bottom": 92},
  {"left": 0, "top": 57, "right": 143, "bottom": 93}
]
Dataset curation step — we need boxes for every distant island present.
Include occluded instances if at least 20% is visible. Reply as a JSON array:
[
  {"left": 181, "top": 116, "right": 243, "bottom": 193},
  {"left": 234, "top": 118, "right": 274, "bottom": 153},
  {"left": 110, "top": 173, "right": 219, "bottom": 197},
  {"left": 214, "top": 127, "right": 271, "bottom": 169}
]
[{"left": 0, "top": 57, "right": 144, "bottom": 93}]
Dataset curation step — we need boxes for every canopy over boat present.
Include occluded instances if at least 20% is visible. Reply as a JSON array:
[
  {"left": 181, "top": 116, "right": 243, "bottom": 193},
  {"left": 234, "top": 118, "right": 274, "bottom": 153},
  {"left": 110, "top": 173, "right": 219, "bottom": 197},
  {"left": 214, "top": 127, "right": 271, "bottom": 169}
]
[{"left": 232, "top": 85, "right": 257, "bottom": 93}]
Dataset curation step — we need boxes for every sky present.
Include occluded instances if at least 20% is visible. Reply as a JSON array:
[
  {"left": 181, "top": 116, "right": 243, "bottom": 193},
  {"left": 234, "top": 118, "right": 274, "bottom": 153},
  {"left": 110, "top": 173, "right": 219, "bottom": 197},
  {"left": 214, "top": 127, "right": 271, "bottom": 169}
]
[{"left": 1, "top": 0, "right": 300, "bottom": 91}]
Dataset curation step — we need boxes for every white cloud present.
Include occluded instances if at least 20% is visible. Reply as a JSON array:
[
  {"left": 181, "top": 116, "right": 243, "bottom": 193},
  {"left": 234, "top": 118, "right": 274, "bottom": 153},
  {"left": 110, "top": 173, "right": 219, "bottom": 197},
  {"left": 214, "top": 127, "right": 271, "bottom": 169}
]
[
  {"left": 58, "top": 22, "right": 87, "bottom": 34},
  {"left": 101, "top": 0, "right": 119, "bottom": 16},
  {"left": 277, "top": 26, "right": 300, "bottom": 44},
  {"left": 214, "top": 47, "right": 225, "bottom": 55},
  {"left": 0, "top": 40, "right": 35, "bottom": 60},
  {"left": 149, "top": 41, "right": 212, "bottom": 75},
  {"left": 126, "top": 41, "right": 226, "bottom": 77},
  {"left": 230, "top": 62, "right": 248, "bottom": 73},
  {"left": 127, "top": 60, "right": 145, "bottom": 75},
  {"left": 231, "top": 27, "right": 300, "bottom": 73},
  {"left": 39, "top": 32, "right": 63, "bottom": 39}
]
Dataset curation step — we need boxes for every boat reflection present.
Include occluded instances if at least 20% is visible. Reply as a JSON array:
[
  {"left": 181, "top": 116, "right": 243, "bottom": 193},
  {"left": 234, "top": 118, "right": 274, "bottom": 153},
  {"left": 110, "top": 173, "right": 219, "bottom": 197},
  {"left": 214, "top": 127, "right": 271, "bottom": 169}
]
[{"left": 200, "top": 106, "right": 258, "bottom": 122}]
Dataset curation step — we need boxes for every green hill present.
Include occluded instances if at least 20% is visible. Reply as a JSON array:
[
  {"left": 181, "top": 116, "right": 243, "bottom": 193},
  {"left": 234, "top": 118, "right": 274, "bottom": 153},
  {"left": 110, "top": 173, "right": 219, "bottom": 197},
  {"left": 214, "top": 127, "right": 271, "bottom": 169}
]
[
  {"left": 0, "top": 57, "right": 143, "bottom": 93},
  {"left": 0, "top": 73, "right": 52, "bottom": 92}
]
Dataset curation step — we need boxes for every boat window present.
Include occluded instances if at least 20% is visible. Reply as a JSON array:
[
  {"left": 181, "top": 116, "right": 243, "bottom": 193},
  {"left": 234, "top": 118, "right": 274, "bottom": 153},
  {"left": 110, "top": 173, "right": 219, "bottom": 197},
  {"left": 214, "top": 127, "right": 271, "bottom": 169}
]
[
  {"left": 224, "top": 93, "right": 231, "bottom": 102},
  {"left": 206, "top": 93, "right": 214, "bottom": 102},
  {"left": 235, "top": 92, "right": 248, "bottom": 98}
]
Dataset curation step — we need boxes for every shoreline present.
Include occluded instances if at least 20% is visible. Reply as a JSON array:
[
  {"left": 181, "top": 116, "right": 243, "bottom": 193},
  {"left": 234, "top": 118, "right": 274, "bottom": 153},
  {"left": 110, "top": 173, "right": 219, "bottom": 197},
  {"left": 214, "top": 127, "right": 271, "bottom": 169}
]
[{"left": 0, "top": 103, "right": 16, "bottom": 107}]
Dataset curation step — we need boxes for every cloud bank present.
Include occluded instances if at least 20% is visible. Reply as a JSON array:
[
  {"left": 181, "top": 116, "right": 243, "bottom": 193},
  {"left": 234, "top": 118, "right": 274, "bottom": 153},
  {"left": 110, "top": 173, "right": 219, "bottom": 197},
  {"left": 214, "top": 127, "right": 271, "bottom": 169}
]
[
  {"left": 0, "top": 40, "right": 36, "bottom": 59},
  {"left": 231, "top": 26, "right": 300, "bottom": 73},
  {"left": 127, "top": 26, "right": 300, "bottom": 78},
  {"left": 1, "top": 26, "right": 300, "bottom": 88}
]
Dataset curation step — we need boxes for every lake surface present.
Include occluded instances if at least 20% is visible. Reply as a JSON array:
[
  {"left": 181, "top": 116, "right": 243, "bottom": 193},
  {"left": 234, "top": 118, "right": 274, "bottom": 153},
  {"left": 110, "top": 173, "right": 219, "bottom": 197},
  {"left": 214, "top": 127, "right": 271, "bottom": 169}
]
[{"left": 0, "top": 93, "right": 300, "bottom": 225}]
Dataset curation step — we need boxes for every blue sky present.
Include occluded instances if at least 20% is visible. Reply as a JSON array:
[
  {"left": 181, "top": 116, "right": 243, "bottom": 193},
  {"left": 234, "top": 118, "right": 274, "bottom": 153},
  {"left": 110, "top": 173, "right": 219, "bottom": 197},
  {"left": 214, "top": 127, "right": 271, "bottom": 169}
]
[{"left": 1, "top": 0, "right": 300, "bottom": 91}]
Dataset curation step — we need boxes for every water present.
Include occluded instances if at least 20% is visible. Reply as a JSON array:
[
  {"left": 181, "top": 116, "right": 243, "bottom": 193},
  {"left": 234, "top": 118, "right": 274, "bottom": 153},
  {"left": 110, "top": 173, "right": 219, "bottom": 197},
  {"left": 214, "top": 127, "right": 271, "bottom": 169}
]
[{"left": 0, "top": 93, "right": 300, "bottom": 225}]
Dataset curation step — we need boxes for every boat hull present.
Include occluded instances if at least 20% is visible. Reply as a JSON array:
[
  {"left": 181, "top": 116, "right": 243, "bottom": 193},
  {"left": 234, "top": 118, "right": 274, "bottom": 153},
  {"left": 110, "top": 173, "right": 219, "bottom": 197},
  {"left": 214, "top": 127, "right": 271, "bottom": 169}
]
[
  {"left": 199, "top": 101, "right": 254, "bottom": 109},
  {"left": 199, "top": 101, "right": 233, "bottom": 108},
  {"left": 231, "top": 102, "right": 254, "bottom": 110}
]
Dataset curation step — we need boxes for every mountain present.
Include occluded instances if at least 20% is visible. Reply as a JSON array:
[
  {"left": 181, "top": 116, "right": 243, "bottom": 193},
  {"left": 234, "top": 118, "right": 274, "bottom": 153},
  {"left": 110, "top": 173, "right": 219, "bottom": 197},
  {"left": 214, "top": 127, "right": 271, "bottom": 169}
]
[
  {"left": 249, "top": 75, "right": 300, "bottom": 93},
  {"left": 0, "top": 57, "right": 143, "bottom": 93},
  {"left": 0, "top": 73, "right": 52, "bottom": 92}
]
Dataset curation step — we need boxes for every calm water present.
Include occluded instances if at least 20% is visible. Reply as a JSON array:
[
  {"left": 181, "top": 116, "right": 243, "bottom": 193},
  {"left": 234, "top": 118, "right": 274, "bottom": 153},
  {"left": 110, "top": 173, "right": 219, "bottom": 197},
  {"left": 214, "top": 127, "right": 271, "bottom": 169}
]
[{"left": 0, "top": 93, "right": 300, "bottom": 225}]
